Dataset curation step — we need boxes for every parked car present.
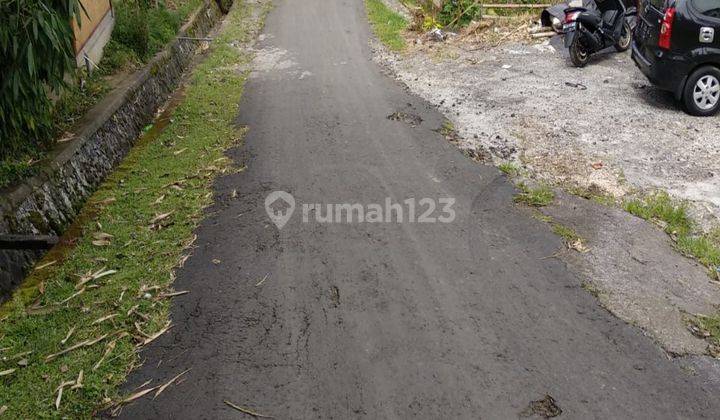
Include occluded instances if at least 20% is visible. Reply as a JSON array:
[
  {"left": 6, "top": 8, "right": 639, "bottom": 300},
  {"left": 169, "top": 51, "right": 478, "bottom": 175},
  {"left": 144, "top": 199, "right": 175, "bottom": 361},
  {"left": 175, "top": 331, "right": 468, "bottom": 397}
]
[{"left": 632, "top": 0, "right": 720, "bottom": 116}]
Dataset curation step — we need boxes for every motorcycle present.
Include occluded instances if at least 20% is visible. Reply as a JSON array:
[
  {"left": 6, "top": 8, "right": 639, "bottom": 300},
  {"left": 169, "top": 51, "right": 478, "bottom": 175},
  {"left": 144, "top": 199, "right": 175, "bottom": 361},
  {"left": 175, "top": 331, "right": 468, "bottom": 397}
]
[{"left": 563, "top": 0, "right": 637, "bottom": 67}]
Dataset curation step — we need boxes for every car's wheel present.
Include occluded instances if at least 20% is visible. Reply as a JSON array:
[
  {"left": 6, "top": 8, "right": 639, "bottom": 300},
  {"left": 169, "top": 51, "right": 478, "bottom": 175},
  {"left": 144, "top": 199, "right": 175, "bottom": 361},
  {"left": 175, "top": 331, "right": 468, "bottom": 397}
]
[
  {"left": 683, "top": 66, "right": 720, "bottom": 116},
  {"left": 614, "top": 21, "right": 632, "bottom": 52},
  {"left": 569, "top": 39, "right": 589, "bottom": 67}
]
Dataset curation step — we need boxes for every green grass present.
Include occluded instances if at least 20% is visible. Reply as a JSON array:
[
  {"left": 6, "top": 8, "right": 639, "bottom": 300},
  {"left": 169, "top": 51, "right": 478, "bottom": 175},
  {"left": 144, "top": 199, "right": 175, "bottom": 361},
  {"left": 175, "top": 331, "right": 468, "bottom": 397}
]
[
  {"left": 366, "top": 0, "right": 408, "bottom": 52},
  {"left": 624, "top": 191, "right": 693, "bottom": 236},
  {"left": 514, "top": 183, "right": 555, "bottom": 207},
  {"left": 0, "top": 1, "right": 267, "bottom": 416},
  {"left": 498, "top": 162, "right": 520, "bottom": 177},
  {"left": 552, "top": 223, "right": 581, "bottom": 243},
  {"left": 624, "top": 191, "right": 720, "bottom": 272}
]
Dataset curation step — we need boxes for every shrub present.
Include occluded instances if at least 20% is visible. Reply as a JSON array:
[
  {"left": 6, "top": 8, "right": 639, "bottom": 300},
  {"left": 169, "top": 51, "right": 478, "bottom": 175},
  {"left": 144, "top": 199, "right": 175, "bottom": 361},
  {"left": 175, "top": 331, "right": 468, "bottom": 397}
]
[
  {"left": 438, "top": 0, "right": 482, "bottom": 27},
  {"left": 0, "top": 0, "right": 82, "bottom": 161}
]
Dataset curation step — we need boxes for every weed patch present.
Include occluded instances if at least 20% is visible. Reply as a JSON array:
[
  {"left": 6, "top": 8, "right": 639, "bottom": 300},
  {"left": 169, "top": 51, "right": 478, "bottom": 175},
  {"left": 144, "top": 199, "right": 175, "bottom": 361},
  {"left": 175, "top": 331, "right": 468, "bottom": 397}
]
[{"left": 515, "top": 183, "right": 554, "bottom": 207}]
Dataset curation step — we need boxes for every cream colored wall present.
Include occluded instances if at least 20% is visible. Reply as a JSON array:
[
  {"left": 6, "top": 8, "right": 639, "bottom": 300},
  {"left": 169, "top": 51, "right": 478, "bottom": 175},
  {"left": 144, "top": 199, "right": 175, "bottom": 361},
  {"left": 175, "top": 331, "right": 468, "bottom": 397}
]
[{"left": 72, "top": 0, "right": 113, "bottom": 53}]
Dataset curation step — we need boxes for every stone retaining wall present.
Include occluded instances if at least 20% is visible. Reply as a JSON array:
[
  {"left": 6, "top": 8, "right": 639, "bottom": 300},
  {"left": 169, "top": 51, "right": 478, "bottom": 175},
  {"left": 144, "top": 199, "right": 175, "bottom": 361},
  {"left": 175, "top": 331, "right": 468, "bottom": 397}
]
[{"left": 0, "top": 1, "right": 225, "bottom": 298}]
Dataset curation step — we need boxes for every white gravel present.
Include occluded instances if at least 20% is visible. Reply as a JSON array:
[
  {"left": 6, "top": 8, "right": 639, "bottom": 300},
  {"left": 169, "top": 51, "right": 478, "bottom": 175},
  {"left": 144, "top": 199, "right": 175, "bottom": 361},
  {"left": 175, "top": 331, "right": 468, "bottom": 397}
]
[{"left": 374, "top": 36, "right": 720, "bottom": 229}]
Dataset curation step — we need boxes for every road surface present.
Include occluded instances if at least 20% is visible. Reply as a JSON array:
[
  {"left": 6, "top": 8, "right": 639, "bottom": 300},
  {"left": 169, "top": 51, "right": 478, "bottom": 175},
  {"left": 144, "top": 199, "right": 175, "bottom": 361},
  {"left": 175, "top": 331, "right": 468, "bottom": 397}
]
[{"left": 120, "top": 0, "right": 720, "bottom": 418}]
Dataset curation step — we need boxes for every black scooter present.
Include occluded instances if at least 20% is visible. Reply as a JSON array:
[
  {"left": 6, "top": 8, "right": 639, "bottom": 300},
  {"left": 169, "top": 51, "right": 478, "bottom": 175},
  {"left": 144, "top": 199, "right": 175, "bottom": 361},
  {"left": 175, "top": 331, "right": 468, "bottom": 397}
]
[{"left": 563, "top": 0, "right": 636, "bottom": 67}]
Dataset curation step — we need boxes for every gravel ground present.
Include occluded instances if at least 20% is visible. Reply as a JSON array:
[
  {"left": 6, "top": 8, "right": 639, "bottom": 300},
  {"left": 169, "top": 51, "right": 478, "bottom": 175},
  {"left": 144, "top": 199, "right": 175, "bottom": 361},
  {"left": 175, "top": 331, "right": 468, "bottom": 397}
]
[{"left": 374, "top": 35, "right": 720, "bottom": 229}]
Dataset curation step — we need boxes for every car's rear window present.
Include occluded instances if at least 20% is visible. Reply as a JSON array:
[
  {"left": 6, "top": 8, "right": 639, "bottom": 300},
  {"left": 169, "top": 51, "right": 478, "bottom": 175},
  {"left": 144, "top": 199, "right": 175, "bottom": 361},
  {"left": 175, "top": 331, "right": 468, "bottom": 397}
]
[{"left": 691, "top": 0, "right": 720, "bottom": 18}]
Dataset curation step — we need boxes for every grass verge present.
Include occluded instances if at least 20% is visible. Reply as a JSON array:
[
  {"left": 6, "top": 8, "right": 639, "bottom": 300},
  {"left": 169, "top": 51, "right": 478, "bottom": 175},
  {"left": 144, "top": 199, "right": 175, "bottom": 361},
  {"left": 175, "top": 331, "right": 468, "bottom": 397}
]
[
  {"left": 0, "top": 1, "right": 266, "bottom": 416},
  {"left": 366, "top": 0, "right": 408, "bottom": 52}
]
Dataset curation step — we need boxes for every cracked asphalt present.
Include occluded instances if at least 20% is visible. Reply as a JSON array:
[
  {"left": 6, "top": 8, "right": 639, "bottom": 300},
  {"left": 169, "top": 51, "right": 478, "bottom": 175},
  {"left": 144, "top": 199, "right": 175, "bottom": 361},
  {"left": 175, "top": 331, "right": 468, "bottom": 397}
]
[{"left": 119, "top": 0, "right": 720, "bottom": 418}]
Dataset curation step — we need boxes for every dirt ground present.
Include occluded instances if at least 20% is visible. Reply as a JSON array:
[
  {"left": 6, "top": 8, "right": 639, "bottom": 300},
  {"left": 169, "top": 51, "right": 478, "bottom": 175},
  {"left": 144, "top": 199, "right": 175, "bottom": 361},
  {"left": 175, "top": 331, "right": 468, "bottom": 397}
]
[{"left": 374, "top": 32, "right": 720, "bottom": 230}]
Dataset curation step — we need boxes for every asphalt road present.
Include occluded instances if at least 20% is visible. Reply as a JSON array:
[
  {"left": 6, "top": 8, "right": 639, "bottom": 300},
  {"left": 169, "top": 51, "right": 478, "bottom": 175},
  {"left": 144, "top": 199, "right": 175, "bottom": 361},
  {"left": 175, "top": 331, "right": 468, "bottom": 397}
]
[{"left": 119, "top": 0, "right": 720, "bottom": 418}]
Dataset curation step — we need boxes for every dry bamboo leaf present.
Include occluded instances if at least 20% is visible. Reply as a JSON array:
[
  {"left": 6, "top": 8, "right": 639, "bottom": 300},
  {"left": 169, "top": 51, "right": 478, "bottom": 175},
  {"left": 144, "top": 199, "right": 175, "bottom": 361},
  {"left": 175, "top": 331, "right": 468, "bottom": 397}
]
[
  {"left": 120, "top": 385, "right": 161, "bottom": 404},
  {"left": 153, "top": 195, "right": 166, "bottom": 205},
  {"left": 45, "top": 333, "right": 109, "bottom": 361},
  {"left": 93, "top": 232, "right": 114, "bottom": 241},
  {"left": 0, "top": 368, "right": 16, "bottom": 377},
  {"left": 255, "top": 273, "right": 270, "bottom": 287},
  {"left": 160, "top": 291, "right": 189, "bottom": 298},
  {"left": 153, "top": 369, "right": 190, "bottom": 399},
  {"left": 150, "top": 212, "right": 174, "bottom": 225},
  {"left": 127, "top": 304, "right": 140, "bottom": 317},
  {"left": 71, "top": 370, "right": 84, "bottom": 389},
  {"left": 142, "top": 323, "right": 172, "bottom": 346},
  {"left": 93, "top": 269, "right": 117, "bottom": 280},
  {"left": 61, "top": 326, "right": 76, "bottom": 345},
  {"left": 173, "top": 148, "right": 188, "bottom": 156},
  {"left": 224, "top": 400, "right": 272, "bottom": 418},
  {"left": 92, "top": 239, "right": 111, "bottom": 247},
  {"left": 0, "top": 405, "right": 7, "bottom": 415},
  {"left": 55, "top": 380, "right": 75, "bottom": 409},
  {"left": 91, "top": 313, "right": 118, "bottom": 325},
  {"left": 93, "top": 340, "right": 116, "bottom": 371},
  {"left": 35, "top": 260, "right": 57, "bottom": 271},
  {"left": 58, "top": 287, "right": 85, "bottom": 305}
]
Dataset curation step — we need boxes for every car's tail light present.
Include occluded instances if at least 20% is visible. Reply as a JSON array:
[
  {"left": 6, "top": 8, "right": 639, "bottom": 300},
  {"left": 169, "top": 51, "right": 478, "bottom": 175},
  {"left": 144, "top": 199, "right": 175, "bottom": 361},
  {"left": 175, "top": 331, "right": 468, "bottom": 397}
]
[
  {"left": 658, "top": 7, "right": 676, "bottom": 50},
  {"left": 565, "top": 11, "right": 580, "bottom": 23}
]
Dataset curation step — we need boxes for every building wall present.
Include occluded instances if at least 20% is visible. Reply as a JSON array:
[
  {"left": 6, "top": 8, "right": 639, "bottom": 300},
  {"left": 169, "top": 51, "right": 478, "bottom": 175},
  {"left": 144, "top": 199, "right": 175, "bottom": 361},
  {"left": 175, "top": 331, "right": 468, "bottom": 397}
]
[{"left": 72, "top": 0, "right": 115, "bottom": 69}]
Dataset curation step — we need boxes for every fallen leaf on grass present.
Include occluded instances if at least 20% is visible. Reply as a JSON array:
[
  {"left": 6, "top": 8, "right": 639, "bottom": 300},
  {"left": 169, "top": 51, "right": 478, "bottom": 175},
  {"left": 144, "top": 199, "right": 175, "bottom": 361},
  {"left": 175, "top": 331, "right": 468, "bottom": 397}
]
[
  {"left": 55, "top": 379, "right": 76, "bottom": 410},
  {"left": 61, "top": 326, "right": 76, "bottom": 345},
  {"left": 35, "top": 260, "right": 57, "bottom": 271},
  {"left": 91, "top": 313, "right": 118, "bottom": 325},
  {"left": 93, "top": 340, "right": 116, "bottom": 371},
  {"left": 93, "top": 232, "right": 114, "bottom": 241},
  {"left": 0, "top": 405, "right": 7, "bottom": 415},
  {"left": 57, "top": 287, "right": 85, "bottom": 305},
  {"left": 150, "top": 212, "right": 174, "bottom": 224},
  {"left": 224, "top": 400, "right": 273, "bottom": 418},
  {"left": 92, "top": 239, "right": 111, "bottom": 247},
  {"left": 154, "top": 369, "right": 190, "bottom": 399},
  {"left": 0, "top": 368, "right": 16, "bottom": 377},
  {"left": 71, "top": 370, "right": 84, "bottom": 390},
  {"left": 153, "top": 195, "right": 166, "bottom": 205},
  {"left": 46, "top": 333, "right": 109, "bottom": 361},
  {"left": 173, "top": 148, "right": 188, "bottom": 156}
]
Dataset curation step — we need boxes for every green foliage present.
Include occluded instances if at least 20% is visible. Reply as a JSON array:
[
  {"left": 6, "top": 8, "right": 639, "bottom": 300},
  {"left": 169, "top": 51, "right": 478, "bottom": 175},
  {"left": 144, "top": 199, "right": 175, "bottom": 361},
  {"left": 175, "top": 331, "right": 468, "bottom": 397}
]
[
  {"left": 0, "top": 0, "right": 82, "bottom": 161},
  {"left": 366, "top": 0, "right": 408, "bottom": 51},
  {"left": 438, "top": 0, "right": 482, "bottom": 27},
  {"left": 100, "top": 0, "right": 200, "bottom": 74}
]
